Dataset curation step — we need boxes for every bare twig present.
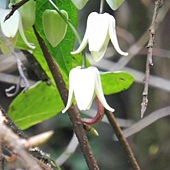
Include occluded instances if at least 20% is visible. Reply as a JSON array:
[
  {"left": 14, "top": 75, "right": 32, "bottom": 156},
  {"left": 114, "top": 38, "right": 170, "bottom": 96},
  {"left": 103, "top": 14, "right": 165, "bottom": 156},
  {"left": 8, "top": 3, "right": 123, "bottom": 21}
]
[
  {"left": 33, "top": 26, "right": 100, "bottom": 170},
  {"left": 141, "top": 0, "right": 164, "bottom": 117},
  {"left": 0, "top": 107, "right": 59, "bottom": 170},
  {"left": 113, "top": 106, "right": 170, "bottom": 140},
  {"left": 105, "top": 110, "right": 141, "bottom": 170},
  {"left": 113, "top": 0, "right": 169, "bottom": 71},
  {"left": 0, "top": 28, "right": 30, "bottom": 95},
  {"left": 4, "top": 0, "right": 30, "bottom": 21},
  {"left": 0, "top": 111, "right": 43, "bottom": 170}
]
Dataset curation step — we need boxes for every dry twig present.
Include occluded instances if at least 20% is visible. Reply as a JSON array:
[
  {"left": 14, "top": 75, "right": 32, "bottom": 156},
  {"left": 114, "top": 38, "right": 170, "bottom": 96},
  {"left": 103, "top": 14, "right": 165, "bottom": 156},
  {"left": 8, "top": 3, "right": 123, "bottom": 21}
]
[
  {"left": 141, "top": 0, "right": 164, "bottom": 117},
  {"left": 0, "top": 110, "right": 43, "bottom": 170}
]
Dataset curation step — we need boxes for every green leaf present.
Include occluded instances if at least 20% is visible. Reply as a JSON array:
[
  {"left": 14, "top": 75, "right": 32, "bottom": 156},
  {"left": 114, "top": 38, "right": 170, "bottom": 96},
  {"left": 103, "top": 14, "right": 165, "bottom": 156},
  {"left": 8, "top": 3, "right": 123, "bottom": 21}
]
[
  {"left": 8, "top": 82, "right": 64, "bottom": 130},
  {"left": 42, "top": 9, "right": 68, "bottom": 47},
  {"left": 20, "top": 0, "right": 36, "bottom": 30},
  {"left": 35, "top": 0, "right": 79, "bottom": 75},
  {"left": 106, "top": 0, "right": 124, "bottom": 10},
  {"left": 71, "top": 0, "right": 89, "bottom": 10},
  {"left": 101, "top": 71, "right": 134, "bottom": 95}
]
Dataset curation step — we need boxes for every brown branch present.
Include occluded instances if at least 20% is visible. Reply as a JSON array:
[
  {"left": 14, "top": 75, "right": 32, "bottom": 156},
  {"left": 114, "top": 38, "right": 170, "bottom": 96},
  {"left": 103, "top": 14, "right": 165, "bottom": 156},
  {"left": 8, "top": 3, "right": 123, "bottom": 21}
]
[
  {"left": 33, "top": 26, "right": 99, "bottom": 170},
  {"left": 141, "top": 0, "right": 164, "bottom": 117},
  {"left": 0, "top": 107, "right": 59, "bottom": 170},
  {"left": 4, "top": 0, "right": 30, "bottom": 21},
  {"left": 0, "top": 111, "right": 43, "bottom": 170},
  {"left": 105, "top": 110, "right": 141, "bottom": 170}
]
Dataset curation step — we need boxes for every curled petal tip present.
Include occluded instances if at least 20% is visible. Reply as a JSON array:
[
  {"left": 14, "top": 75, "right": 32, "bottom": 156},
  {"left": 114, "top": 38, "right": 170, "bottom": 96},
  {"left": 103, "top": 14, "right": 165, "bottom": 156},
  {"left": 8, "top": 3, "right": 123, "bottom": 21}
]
[
  {"left": 70, "top": 51, "right": 77, "bottom": 55},
  {"left": 62, "top": 110, "right": 66, "bottom": 114},
  {"left": 104, "top": 105, "right": 115, "bottom": 112},
  {"left": 122, "top": 52, "right": 128, "bottom": 56},
  {"left": 109, "top": 108, "right": 115, "bottom": 112}
]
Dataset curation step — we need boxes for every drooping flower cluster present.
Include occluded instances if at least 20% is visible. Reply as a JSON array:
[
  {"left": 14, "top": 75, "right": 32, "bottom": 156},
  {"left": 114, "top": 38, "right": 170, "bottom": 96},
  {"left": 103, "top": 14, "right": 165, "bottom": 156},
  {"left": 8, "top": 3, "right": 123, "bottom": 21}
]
[
  {"left": 71, "top": 12, "right": 128, "bottom": 62},
  {"left": 63, "top": 12, "right": 128, "bottom": 117},
  {"left": 62, "top": 66, "right": 114, "bottom": 113}
]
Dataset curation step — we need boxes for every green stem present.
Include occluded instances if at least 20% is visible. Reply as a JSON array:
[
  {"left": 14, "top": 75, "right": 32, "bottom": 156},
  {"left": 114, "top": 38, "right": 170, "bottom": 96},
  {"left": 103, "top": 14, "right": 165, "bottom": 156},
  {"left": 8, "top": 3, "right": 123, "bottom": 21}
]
[
  {"left": 99, "top": 0, "right": 105, "bottom": 13},
  {"left": 48, "top": 0, "right": 81, "bottom": 44},
  {"left": 48, "top": 0, "right": 87, "bottom": 68}
]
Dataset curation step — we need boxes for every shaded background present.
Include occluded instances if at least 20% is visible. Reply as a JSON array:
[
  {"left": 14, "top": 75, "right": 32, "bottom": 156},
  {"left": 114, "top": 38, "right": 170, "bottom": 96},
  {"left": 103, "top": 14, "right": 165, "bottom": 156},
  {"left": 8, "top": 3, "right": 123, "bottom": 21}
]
[{"left": 1, "top": 0, "right": 170, "bottom": 169}]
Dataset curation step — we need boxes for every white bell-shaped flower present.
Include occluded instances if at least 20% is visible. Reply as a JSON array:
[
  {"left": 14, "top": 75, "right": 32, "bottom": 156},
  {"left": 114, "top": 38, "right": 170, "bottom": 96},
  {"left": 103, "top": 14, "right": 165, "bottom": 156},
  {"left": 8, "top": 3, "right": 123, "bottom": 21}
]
[
  {"left": 0, "top": 9, "right": 35, "bottom": 53},
  {"left": 62, "top": 66, "right": 114, "bottom": 113},
  {"left": 71, "top": 12, "right": 128, "bottom": 62}
]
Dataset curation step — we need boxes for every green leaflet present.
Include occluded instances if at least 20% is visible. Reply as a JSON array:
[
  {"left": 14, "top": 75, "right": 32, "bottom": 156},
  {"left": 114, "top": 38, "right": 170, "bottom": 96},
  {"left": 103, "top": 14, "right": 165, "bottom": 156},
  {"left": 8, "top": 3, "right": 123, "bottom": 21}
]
[
  {"left": 106, "top": 0, "right": 124, "bottom": 10},
  {"left": 42, "top": 9, "right": 68, "bottom": 47},
  {"left": 101, "top": 71, "right": 134, "bottom": 95},
  {"left": 71, "top": 0, "right": 89, "bottom": 10},
  {"left": 35, "top": 0, "right": 79, "bottom": 75},
  {"left": 19, "top": 0, "right": 36, "bottom": 30},
  {"left": 8, "top": 82, "right": 64, "bottom": 130}
]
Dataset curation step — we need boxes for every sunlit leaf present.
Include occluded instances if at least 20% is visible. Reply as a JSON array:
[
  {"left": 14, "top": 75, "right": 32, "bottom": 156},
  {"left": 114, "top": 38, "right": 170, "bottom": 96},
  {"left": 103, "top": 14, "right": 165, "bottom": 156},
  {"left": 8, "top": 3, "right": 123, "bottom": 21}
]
[
  {"left": 8, "top": 82, "right": 64, "bottom": 130},
  {"left": 19, "top": 0, "right": 36, "bottom": 30},
  {"left": 42, "top": 9, "right": 68, "bottom": 47},
  {"left": 35, "top": 0, "right": 79, "bottom": 75},
  {"left": 101, "top": 71, "right": 134, "bottom": 95}
]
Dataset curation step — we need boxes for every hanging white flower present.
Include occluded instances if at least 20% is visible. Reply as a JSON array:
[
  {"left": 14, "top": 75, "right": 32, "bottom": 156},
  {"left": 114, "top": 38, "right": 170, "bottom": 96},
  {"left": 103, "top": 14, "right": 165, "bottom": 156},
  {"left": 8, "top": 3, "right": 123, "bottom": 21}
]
[
  {"left": 0, "top": 9, "right": 35, "bottom": 54},
  {"left": 71, "top": 12, "right": 128, "bottom": 62},
  {"left": 62, "top": 66, "right": 114, "bottom": 113}
]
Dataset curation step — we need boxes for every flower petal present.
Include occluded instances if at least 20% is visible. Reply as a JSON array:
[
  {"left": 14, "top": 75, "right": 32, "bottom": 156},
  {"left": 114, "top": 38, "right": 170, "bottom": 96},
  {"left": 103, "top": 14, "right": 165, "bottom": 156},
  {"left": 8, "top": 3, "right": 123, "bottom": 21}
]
[
  {"left": 72, "top": 66, "right": 95, "bottom": 110},
  {"left": 71, "top": 31, "right": 88, "bottom": 54},
  {"left": 108, "top": 14, "right": 128, "bottom": 56},
  {"left": 18, "top": 14, "right": 35, "bottom": 49},
  {"left": 88, "top": 12, "right": 109, "bottom": 52},
  {"left": 94, "top": 67, "right": 115, "bottom": 112},
  {"left": 62, "top": 70, "right": 75, "bottom": 113},
  {"left": 0, "top": 9, "right": 20, "bottom": 38},
  {"left": 91, "top": 34, "right": 110, "bottom": 62}
]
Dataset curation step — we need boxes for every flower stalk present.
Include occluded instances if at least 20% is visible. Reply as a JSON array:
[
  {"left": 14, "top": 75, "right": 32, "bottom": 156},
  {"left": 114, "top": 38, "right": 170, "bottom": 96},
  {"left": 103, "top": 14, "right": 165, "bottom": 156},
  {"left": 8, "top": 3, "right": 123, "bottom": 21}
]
[{"left": 99, "top": 0, "right": 105, "bottom": 13}]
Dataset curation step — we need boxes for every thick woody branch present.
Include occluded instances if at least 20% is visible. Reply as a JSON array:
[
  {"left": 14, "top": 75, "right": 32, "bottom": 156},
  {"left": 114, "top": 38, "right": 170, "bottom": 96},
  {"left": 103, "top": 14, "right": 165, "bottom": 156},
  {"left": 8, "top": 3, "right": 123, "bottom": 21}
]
[{"left": 33, "top": 26, "right": 99, "bottom": 170}]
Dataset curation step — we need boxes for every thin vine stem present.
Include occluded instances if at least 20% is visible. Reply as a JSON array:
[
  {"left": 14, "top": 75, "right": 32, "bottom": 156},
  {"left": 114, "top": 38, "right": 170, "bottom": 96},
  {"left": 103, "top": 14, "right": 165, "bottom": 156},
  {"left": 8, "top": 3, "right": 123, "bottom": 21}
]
[
  {"left": 141, "top": 0, "right": 164, "bottom": 117},
  {"left": 99, "top": 0, "right": 105, "bottom": 13},
  {"left": 48, "top": 0, "right": 87, "bottom": 68},
  {"left": 48, "top": 0, "right": 81, "bottom": 44},
  {"left": 4, "top": 0, "right": 30, "bottom": 21},
  {"left": 105, "top": 110, "right": 141, "bottom": 170}
]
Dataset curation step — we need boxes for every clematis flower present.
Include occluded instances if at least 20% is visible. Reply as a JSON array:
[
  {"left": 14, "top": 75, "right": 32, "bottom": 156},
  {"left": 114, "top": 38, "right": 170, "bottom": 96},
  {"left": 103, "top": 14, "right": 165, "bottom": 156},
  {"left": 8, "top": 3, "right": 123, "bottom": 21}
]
[
  {"left": 62, "top": 66, "right": 114, "bottom": 113},
  {"left": 71, "top": 12, "right": 128, "bottom": 62},
  {"left": 0, "top": 9, "right": 35, "bottom": 54}
]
